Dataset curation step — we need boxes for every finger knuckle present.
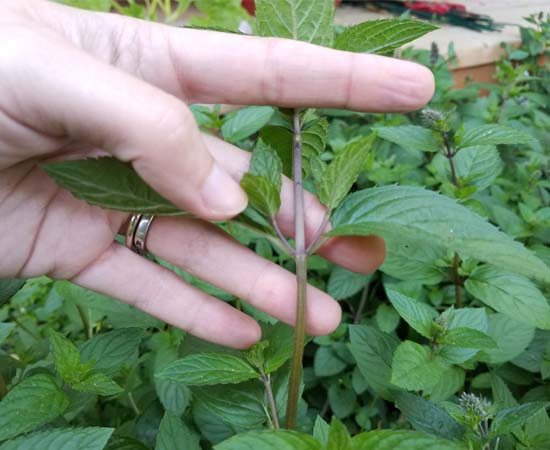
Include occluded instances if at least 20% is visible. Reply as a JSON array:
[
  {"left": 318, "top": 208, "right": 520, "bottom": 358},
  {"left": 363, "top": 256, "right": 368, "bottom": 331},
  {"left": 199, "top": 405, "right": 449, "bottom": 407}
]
[
  {"left": 249, "top": 260, "right": 291, "bottom": 312},
  {"left": 131, "top": 266, "right": 171, "bottom": 313},
  {"left": 261, "top": 37, "right": 288, "bottom": 104},
  {"left": 153, "top": 102, "right": 196, "bottom": 151}
]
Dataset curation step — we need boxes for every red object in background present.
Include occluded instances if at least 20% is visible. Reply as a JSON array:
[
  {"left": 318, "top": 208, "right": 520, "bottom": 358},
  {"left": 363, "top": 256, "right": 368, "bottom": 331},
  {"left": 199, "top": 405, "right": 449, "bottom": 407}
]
[
  {"left": 405, "top": 1, "right": 466, "bottom": 15},
  {"left": 242, "top": 0, "right": 255, "bottom": 15},
  {"left": 242, "top": 0, "right": 342, "bottom": 16}
]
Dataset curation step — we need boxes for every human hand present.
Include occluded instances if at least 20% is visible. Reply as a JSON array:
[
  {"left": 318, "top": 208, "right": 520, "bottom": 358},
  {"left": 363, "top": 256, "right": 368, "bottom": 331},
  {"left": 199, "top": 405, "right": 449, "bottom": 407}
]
[{"left": 0, "top": 0, "right": 434, "bottom": 348}]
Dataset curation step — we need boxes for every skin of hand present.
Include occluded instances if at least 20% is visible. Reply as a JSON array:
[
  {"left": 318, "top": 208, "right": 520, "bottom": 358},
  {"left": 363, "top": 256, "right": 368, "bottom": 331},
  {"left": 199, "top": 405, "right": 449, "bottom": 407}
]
[{"left": 0, "top": 0, "right": 434, "bottom": 348}]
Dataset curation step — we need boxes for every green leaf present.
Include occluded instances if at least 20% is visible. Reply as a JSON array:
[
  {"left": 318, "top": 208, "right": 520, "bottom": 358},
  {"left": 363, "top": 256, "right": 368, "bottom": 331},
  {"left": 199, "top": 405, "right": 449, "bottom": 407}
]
[
  {"left": 352, "top": 369, "right": 369, "bottom": 397},
  {"left": 381, "top": 240, "right": 445, "bottom": 284},
  {"left": 260, "top": 129, "right": 292, "bottom": 179},
  {"left": 72, "top": 372, "right": 123, "bottom": 396},
  {"left": 327, "top": 418, "right": 352, "bottom": 450},
  {"left": 0, "top": 322, "right": 15, "bottom": 345},
  {"left": 56, "top": 0, "right": 111, "bottom": 11},
  {"left": 154, "top": 347, "right": 192, "bottom": 416},
  {"left": 509, "top": 49, "right": 530, "bottom": 60},
  {"left": 327, "top": 266, "right": 371, "bottom": 300},
  {"left": 0, "top": 279, "right": 25, "bottom": 307},
  {"left": 245, "top": 340, "right": 267, "bottom": 371},
  {"left": 391, "top": 341, "right": 441, "bottom": 391},
  {"left": 192, "top": 381, "right": 266, "bottom": 430},
  {"left": 458, "top": 124, "right": 535, "bottom": 149},
  {"left": 216, "top": 430, "right": 322, "bottom": 450},
  {"left": 334, "top": 19, "right": 438, "bottom": 55},
  {"left": 440, "top": 327, "right": 497, "bottom": 349},
  {"left": 155, "top": 413, "right": 200, "bottom": 450},
  {"left": 309, "top": 154, "right": 327, "bottom": 187},
  {"left": 351, "top": 430, "right": 466, "bottom": 450},
  {"left": 156, "top": 353, "right": 259, "bottom": 386},
  {"left": 453, "top": 145, "right": 503, "bottom": 191},
  {"left": 255, "top": 0, "right": 335, "bottom": 46},
  {"left": 241, "top": 173, "right": 281, "bottom": 218},
  {"left": 42, "top": 157, "right": 183, "bottom": 215},
  {"left": 191, "top": 0, "right": 249, "bottom": 31},
  {"left": 491, "top": 402, "right": 550, "bottom": 435},
  {"left": 348, "top": 325, "right": 399, "bottom": 400},
  {"left": 260, "top": 119, "right": 328, "bottom": 178},
  {"left": 302, "top": 118, "right": 329, "bottom": 160},
  {"left": 386, "top": 287, "right": 437, "bottom": 338},
  {"left": 525, "top": 432, "right": 550, "bottom": 450},
  {"left": 80, "top": 328, "right": 143, "bottom": 374},
  {"left": 432, "top": 146, "right": 503, "bottom": 192},
  {"left": 394, "top": 391, "right": 464, "bottom": 439},
  {"left": 438, "top": 307, "right": 489, "bottom": 364},
  {"left": 423, "top": 365, "right": 465, "bottom": 402},
  {"left": 221, "top": 106, "right": 275, "bottom": 143},
  {"left": 271, "top": 369, "right": 308, "bottom": 427},
  {"left": 0, "top": 374, "right": 69, "bottom": 441},
  {"left": 328, "top": 383, "right": 356, "bottom": 419},
  {"left": 318, "top": 134, "right": 376, "bottom": 209},
  {"left": 63, "top": 391, "right": 96, "bottom": 423},
  {"left": 133, "top": 402, "right": 164, "bottom": 448},
  {"left": 314, "top": 346, "right": 347, "bottom": 377},
  {"left": 262, "top": 323, "right": 295, "bottom": 374},
  {"left": 313, "top": 416, "right": 330, "bottom": 446},
  {"left": 524, "top": 409, "right": 550, "bottom": 445},
  {"left": 192, "top": 402, "right": 234, "bottom": 444},
  {"left": 0, "top": 427, "right": 114, "bottom": 450},
  {"left": 479, "top": 313, "right": 535, "bottom": 364},
  {"left": 56, "top": 281, "right": 161, "bottom": 329},
  {"left": 105, "top": 436, "right": 150, "bottom": 450},
  {"left": 524, "top": 92, "right": 549, "bottom": 108},
  {"left": 465, "top": 265, "right": 550, "bottom": 330},
  {"left": 329, "top": 186, "right": 550, "bottom": 284},
  {"left": 491, "top": 373, "right": 517, "bottom": 409},
  {"left": 376, "top": 126, "right": 441, "bottom": 152},
  {"left": 375, "top": 304, "right": 401, "bottom": 334},
  {"left": 49, "top": 329, "right": 86, "bottom": 385},
  {"left": 248, "top": 139, "right": 283, "bottom": 191}
]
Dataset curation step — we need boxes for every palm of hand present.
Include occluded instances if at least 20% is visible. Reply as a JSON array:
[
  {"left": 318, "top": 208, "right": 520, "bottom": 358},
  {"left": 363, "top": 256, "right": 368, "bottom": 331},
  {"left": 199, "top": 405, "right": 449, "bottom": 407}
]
[{"left": 0, "top": 160, "right": 124, "bottom": 280}]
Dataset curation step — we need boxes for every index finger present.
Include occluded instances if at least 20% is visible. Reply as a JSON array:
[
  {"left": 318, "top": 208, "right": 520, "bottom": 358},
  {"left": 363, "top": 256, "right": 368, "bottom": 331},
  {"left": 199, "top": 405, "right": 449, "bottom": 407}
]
[
  {"left": 160, "top": 29, "right": 435, "bottom": 111},
  {"left": 46, "top": 3, "right": 434, "bottom": 111}
]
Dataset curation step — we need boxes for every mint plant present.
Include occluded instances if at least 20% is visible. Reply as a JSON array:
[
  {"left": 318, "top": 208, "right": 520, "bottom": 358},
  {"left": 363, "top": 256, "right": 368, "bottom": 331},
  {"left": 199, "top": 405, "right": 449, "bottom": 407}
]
[
  {"left": 43, "top": 0, "right": 438, "bottom": 433},
  {"left": 1, "top": 3, "right": 550, "bottom": 450},
  {"left": 57, "top": 0, "right": 251, "bottom": 27}
]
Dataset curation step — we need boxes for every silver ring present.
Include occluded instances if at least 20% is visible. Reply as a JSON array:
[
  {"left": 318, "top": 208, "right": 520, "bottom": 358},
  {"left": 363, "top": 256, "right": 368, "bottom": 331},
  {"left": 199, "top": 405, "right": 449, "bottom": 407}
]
[{"left": 126, "top": 213, "right": 155, "bottom": 256}]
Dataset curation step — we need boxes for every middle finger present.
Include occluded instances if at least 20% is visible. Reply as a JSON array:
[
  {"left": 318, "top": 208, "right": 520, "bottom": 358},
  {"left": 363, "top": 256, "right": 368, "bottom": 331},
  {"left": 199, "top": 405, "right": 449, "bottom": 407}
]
[{"left": 146, "top": 216, "right": 342, "bottom": 336}]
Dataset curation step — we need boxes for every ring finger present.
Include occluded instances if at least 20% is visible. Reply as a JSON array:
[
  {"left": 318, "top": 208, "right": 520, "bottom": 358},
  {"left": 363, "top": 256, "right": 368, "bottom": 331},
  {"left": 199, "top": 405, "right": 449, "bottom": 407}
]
[
  {"left": 145, "top": 216, "right": 342, "bottom": 337},
  {"left": 74, "top": 215, "right": 341, "bottom": 349}
]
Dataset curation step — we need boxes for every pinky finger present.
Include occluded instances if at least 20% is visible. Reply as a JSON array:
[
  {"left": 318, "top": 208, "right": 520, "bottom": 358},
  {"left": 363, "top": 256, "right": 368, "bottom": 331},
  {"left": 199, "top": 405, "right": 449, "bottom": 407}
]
[{"left": 71, "top": 242, "right": 261, "bottom": 349}]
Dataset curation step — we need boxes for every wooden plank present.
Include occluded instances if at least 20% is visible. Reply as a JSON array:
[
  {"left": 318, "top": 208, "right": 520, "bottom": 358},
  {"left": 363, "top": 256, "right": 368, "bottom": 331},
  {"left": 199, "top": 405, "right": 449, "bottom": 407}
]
[
  {"left": 452, "top": 63, "right": 496, "bottom": 88},
  {"left": 335, "top": 1, "right": 550, "bottom": 69}
]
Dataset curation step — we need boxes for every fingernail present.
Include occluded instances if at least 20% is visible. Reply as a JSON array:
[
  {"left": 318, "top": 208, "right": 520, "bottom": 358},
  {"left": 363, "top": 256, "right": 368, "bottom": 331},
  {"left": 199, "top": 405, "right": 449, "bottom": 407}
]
[{"left": 201, "top": 164, "right": 248, "bottom": 216}]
